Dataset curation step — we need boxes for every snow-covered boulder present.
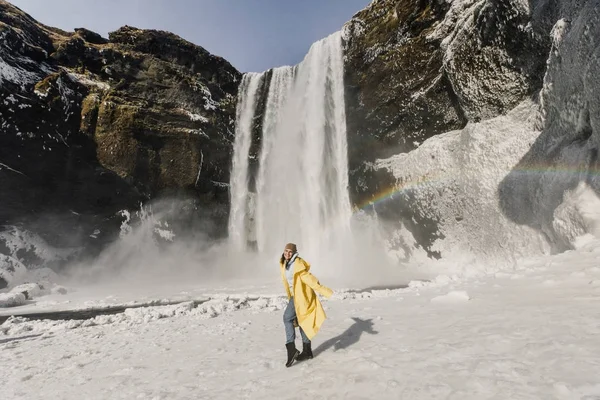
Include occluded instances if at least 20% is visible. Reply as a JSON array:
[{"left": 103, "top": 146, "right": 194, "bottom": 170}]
[
  {"left": 0, "top": 255, "right": 27, "bottom": 289},
  {"left": 552, "top": 183, "right": 600, "bottom": 247},
  {"left": 0, "top": 292, "right": 27, "bottom": 308},
  {"left": 10, "top": 282, "right": 50, "bottom": 299}
]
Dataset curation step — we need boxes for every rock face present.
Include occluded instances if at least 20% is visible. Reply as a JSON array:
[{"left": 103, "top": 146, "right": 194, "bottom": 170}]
[
  {"left": 0, "top": 1, "right": 241, "bottom": 260},
  {"left": 376, "top": 100, "right": 552, "bottom": 265},
  {"left": 342, "top": 0, "right": 554, "bottom": 257},
  {"left": 498, "top": 0, "right": 600, "bottom": 251}
]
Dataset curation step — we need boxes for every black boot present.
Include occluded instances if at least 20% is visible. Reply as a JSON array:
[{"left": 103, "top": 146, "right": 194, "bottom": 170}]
[
  {"left": 285, "top": 342, "right": 300, "bottom": 367},
  {"left": 297, "top": 342, "right": 313, "bottom": 361}
]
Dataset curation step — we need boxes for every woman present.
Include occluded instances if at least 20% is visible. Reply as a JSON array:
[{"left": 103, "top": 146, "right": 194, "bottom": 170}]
[{"left": 280, "top": 242, "right": 333, "bottom": 367}]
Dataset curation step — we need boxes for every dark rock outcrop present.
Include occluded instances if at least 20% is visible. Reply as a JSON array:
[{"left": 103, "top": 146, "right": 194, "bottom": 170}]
[
  {"left": 0, "top": 1, "right": 241, "bottom": 261},
  {"left": 343, "top": 0, "right": 465, "bottom": 216}
]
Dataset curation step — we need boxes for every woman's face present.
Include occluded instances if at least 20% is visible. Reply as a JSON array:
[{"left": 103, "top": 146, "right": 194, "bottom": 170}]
[{"left": 283, "top": 249, "right": 294, "bottom": 261}]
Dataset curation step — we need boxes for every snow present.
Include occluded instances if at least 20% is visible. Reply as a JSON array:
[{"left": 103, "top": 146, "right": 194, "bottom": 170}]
[
  {"left": 0, "top": 282, "right": 57, "bottom": 308},
  {"left": 185, "top": 127, "right": 209, "bottom": 138},
  {"left": 419, "top": 0, "right": 541, "bottom": 120},
  {"left": 4, "top": 94, "right": 18, "bottom": 104},
  {"left": 376, "top": 100, "right": 551, "bottom": 268},
  {"left": 0, "top": 226, "right": 77, "bottom": 267},
  {"left": 0, "top": 292, "right": 26, "bottom": 308},
  {"left": 0, "top": 255, "right": 27, "bottom": 287},
  {"left": 430, "top": 290, "right": 470, "bottom": 304},
  {"left": 66, "top": 72, "right": 110, "bottom": 91},
  {"left": 552, "top": 182, "right": 600, "bottom": 246},
  {"left": 201, "top": 86, "right": 218, "bottom": 111},
  {"left": 184, "top": 110, "right": 209, "bottom": 123},
  {"left": 56, "top": 75, "right": 76, "bottom": 119},
  {"left": 427, "top": 0, "right": 483, "bottom": 44},
  {"left": 551, "top": 19, "right": 569, "bottom": 46},
  {"left": 9, "top": 283, "right": 50, "bottom": 299},
  {"left": 2, "top": 241, "right": 600, "bottom": 399},
  {"left": 33, "top": 88, "right": 48, "bottom": 98},
  {"left": 0, "top": 58, "right": 40, "bottom": 90},
  {"left": 497, "top": 0, "right": 600, "bottom": 251}
]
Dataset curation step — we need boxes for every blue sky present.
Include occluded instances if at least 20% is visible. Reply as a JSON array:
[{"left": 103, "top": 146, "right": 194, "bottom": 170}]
[{"left": 9, "top": 0, "right": 371, "bottom": 72}]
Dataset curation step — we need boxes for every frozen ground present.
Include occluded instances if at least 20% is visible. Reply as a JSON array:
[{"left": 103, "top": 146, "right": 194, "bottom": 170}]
[
  {"left": 0, "top": 277, "right": 282, "bottom": 317},
  {"left": 2, "top": 240, "right": 600, "bottom": 399}
]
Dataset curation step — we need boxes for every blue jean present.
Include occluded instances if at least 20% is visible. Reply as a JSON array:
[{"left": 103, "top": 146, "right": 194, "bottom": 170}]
[{"left": 284, "top": 298, "right": 310, "bottom": 344}]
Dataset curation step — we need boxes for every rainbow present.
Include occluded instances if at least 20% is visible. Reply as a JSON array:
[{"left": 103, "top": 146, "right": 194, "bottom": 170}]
[
  {"left": 351, "top": 163, "right": 600, "bottom": 213},
  {"left": 352, "top": 172, "right": 447, "bottom": 212}
]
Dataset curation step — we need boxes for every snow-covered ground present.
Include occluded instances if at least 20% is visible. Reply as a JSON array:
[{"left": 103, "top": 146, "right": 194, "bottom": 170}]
[
  {"left": 0, "top": 277, "right": 280, "bottom": 316},
  {"left": 2, "top": 239, "right": 600, "bottom": 399}
]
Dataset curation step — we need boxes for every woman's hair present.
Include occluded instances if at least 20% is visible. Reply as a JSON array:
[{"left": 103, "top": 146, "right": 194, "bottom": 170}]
[{"left": 281, "top": 252, "right": 298, "bottom": 267}]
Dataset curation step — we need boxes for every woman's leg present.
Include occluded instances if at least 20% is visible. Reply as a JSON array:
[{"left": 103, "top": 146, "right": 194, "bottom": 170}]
[
  {"left": 283, "top": 298, "right": 300, "bottom": 367},
  {"left": 284, "top": 297, "right": 310, "bottom": 344},
  {"left": 283, "top": 298, "right": 297, "bottom": 344},
  {"left": 299, "top": 327, "right": 310, "bottom": 344}
]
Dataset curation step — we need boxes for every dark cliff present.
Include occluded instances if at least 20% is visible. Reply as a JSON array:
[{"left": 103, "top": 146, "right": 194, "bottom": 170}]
[{"left": 0, "top": 0, "right": 241, "bottom": 266}]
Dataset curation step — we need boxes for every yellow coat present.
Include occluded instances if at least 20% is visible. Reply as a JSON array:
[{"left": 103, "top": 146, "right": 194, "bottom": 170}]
[{"left": 280, "top": 256, "right": 333, "bottom": 340}]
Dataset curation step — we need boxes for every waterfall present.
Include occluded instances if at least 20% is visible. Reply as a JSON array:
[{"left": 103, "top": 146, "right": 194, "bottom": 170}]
[
  {"left": 228, "top": 72, "right": 264, "bottom": 250},
  {"left": 229, "top": 31, "right": 351, "bottom": 260},
  {"left": 254, "top": 66, "right": 295, "bottom": 251}
]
